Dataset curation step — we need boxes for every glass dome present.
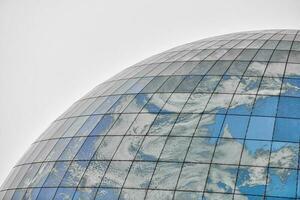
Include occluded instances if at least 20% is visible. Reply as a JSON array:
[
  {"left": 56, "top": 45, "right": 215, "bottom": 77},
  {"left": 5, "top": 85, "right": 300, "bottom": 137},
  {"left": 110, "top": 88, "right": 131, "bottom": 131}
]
[{"left": 1, "top": 29, "right": 300, "bottom": 200}]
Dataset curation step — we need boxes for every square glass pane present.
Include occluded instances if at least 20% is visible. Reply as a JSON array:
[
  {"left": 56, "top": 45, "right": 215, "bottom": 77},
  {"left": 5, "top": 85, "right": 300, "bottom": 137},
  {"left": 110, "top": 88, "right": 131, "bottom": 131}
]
[
  {"left": 284, "top": 63, "right": 300, "bottom": 78},
  {"left": 278, "top": 96, "right": 300, "bottom": 118},
  {"left": 190, "top": 61, "right": 215, "bottom": 75},
  {"left": 235, "top": 166, "right": 267, "bottom": 195},
  {"left": 113, "top": 136, "right": 144, "bottom": 160},
  {"left": 205, "top": 93, "right": 233, "bottom": 114},
  {"left": 54, "top": 188, "right": 76, "bottom": 200},
  {"left": 107, "top": 114, "right": 137, "bottom": 135},
  {"left": 73, "top": 188, "right": 97, "bottom": 200},
  {"left": 228, "top": 94, "right": 255, "bottom": 115},
  {"left": 142, "top": 93, "right": 171, "bottom": 113},
  {"left": 161, "top": 93, "right": 190, "bottom": 113},
  {"left": 175, "top": 75, "right": 203, "bottom": 92},
  {"left": 170, "top": 113, "right": 201, "bottom": 136},
  {"left": 160, "top": 137, "right": 191, "bottom": 161},
  {"left": 119, "top": 189, "right": 146, "bottom": 200},
  {"left": 266, "top": 168, "right": 297, "bottom": 198},
  {"left": 244, "top": 62, "right": 267, "bottom": 76},
  {"left": 79, "top": 161, "right": 109, "bottom": 187},
  {"left": 93, "top": 136, "right": 123, "bottom": 160},
  {"left": 149, "top": 162, "right": 181, "bottom": 190},
  {"left": 274, "top": 118, "right": 300, "bottom": 142},
  {"left": 147, "top": 113, "right": 178, "bottom": 135},
  {"left": 124, "top": 94, "right": 152, "bottom": 113},
  {"left": 206, "top": 61, "right": 232, "bottom": 75},
  {"left": 264, "top": 62, "right": 285, "bottom": 77},
  {"left": 182, "top": 93, "right": 211, "bottom": 113},
  {"left": 215, "top": 76, "right": 241, "bottom": 94},
  {"left": 95, "top": 188, "right": 120, "bottom": 200},
  {"left": 89, "top": 114, "right": 119, "bottom": 136},
  {"left": 226, "top": 61, "right": 249, "bottom": 75},
  {"left": 195, "top": 114, "right": 225, "bottom": 138},
  {"left": 126, "top": 113, "right": 156, "bottom": 135},
  {"left": 220, "top": 115, "right": 249, "bottom": 139},
  {"left": 236, "top": 77, "right": 261, "bottom": 95},
  {"left": 177, "top": 163, "right": 210, "bottom": 191},
  {"left": 141, "top": 76, "right": 168, "bottom": 93},
  {"left": 212, "top": 138, "right": 243, "bottom": 165},
  {"left": 101, "top": 161, "right": 131, "bottom": 187},
  {"left": 145, "top": 190, "right": 173, "bottom": 200},
  {"left": 60, "top": 161, "right": 89, "bottom": 187},
  {"left": 252, "top": 96, "right": 279, "bottom": 117},
  {"left": 205, "top": 164, "right": 238, "bottom": 193},
  {"left": 246, "top": 116, "right": 275, "bottom": 140},
  {"left": 194, "top": 75, "right": 222, "bottom": 93},
  {"left": 124, "top": 161, "right": 156, "bottom": 188},
  {"left": 257, "top": 77, "right": 282, "bottom": 95},
  {"left": 241, "top": 140, "right": 271, "bottom": 167},
  {"left": 136, "top": 136, "right": 167, "bottom": 161},
  {"left": 186, "top": 137, "right": 216, "bottom": 163},
  {"left": 269, "top": 142, "right": 298, "bottom": 168},
  {"left": 43, "top": 161, "right": 70, "bottom": 187}
]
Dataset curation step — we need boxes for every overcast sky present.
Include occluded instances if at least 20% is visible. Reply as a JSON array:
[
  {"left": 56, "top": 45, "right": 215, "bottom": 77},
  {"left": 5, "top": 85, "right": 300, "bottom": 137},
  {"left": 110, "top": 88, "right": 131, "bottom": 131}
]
[{"left": 0, "top": 0, "right": 300, "bottom": 184}]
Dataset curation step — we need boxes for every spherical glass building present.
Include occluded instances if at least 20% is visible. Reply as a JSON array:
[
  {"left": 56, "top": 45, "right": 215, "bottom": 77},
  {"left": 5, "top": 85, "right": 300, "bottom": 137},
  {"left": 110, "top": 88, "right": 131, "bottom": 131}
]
[{"left": 1, "top": 29, "right": 300, "bottom": 200}]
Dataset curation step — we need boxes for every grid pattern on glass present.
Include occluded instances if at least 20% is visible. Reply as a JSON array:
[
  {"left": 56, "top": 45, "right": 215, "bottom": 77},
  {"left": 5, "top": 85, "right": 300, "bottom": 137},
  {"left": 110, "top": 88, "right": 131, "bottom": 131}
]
[{"left": 1, "top": 29, "right": 300, "bottom": 200}]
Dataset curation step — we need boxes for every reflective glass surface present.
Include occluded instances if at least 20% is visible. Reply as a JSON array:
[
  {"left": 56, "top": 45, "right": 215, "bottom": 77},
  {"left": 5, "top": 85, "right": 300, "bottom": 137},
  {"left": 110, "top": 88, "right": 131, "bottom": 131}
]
[{"left": 1, "top": 29, "right": 300, "bottom": 200}]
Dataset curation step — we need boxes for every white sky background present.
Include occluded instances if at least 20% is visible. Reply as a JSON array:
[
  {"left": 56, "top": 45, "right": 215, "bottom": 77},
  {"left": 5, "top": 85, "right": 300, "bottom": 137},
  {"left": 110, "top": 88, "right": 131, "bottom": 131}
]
[{"left": 0, "top": 0, "right": 300, "bottom": 184}]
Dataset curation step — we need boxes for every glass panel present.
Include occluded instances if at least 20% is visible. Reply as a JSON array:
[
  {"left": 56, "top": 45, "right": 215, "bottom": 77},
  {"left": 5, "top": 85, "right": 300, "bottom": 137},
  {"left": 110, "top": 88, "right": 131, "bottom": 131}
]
[
  {"left": 205, "top": 164, "right": 238, "bottom": 193},
  {"left": 177, "top": 163, "right": 210, "bottom": 191},
  {"left": 241, "top": 140, "right": 271, "bottom": 167},
  {"left": 126, "top": 113, "right": 157, "bottom": 135},
  {"left": 79, "top": 161, "right": 109, "bottom": 187},
  {"left": 73, "top": 188, "right": 97, "bottom": 200},
  {"left": 147, "top": 113, "right": 178, "bottom": 135},
  {"left": 269, "top": 142, "right": 298, "bottom": 168},
  {"left": 170, "top": 113, "right": 201, "bottom": 136},
  {"left": 235, "top": 166, "right": 267, "bottom": 196},
  {"left": 101, "top": 161, "right": 131, "bottom": 187},
  {"left": 142, "top": 93, "right": 171, "bottom": 113},
  {"left": 175, "top": 75, "right": 203, "bottom": 92},
  {"left": 107, "top": 95, "right": 135, "bottom": 113},
  {"left": 124, "top": 161, "right": 156, "bottom": 188},
  {"left": 161, "top": 93, "right": 190, "bottom": 113},
  {"left": 93, "top": 136, "right": 123, "bottom": 160},
  {"left": 107, "top": 114, "right": 137, "bottom": 135},
  {"left": 43, "top": 161, "right": 70, "bottom": 187},
  {"left": 75, "top": 136, "right": 103, "bottom": 160},
  {"left": 244, "top": 62, "right": 267, "bottom": 76},
  {"left": 136, "top": 136, "right": 167, "bottom": 161},
  {"left": 190, "top": 61, "right": 215, "bottom": 75},
  {"left": 141, "top": 76, "right": 168, "bottom": 93},
  {"left": 89, "top": 114, "right": 119, "bottom": 136},
  {"left": 157, "top": 76, "right": 185, "bottom": 92},
  {"left": 160, "top": 137, "right": 191, "bottom": 161},
  {"left": 186, "top": 137, "right": 215, "bottom": 163},
  {"left": 266, "top": 168, "right": 297, "bottom": 198},
  {"left": 119, "top": 189, "right": 146, "bottom": 200},
  {"left": 214, "top": 76, "right": 241, "bottom": 94},
  {"left": 212, "top": 138, "right": 243, "bottom": 164},
  {"left": 95, "top": 188, "right": 120, "bottom": 200},
  {"left": 182, "top": 93, "right": 211, "bottom": 113},
  {"left": 124, "top": 94, "right": 152, "bottom": 113},
  {"left": 54, "top": 188, "right": 76, "bottom": 200},
  {"left": 246, "top": 117, "right": 275, "bottom": 140},
  {"left": 113, "top": 136, "right": 144, "bottom": 160},
  {"left": 149, "top": 162, "right": 182, "bottom": 190},
  {"left": 278, "top": 97, "right": 300, "bottom": 118},
  {"left": 225, "top": 61, "right": 249, "bottom": 75}
]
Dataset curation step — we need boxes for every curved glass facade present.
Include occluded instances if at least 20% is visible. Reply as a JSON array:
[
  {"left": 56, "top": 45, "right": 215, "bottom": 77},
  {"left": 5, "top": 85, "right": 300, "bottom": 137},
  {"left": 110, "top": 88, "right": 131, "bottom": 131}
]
[{"left": 1, "top": 29, "right": 300, "bottom": 200}]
